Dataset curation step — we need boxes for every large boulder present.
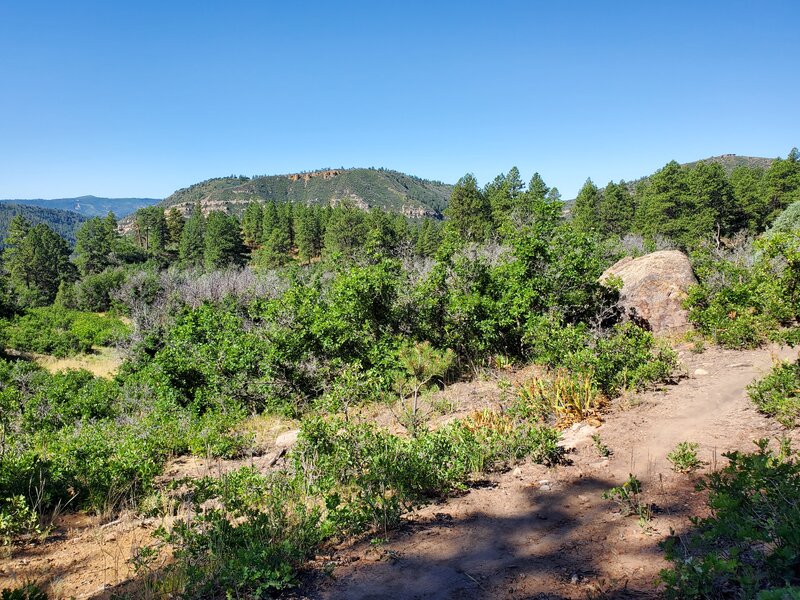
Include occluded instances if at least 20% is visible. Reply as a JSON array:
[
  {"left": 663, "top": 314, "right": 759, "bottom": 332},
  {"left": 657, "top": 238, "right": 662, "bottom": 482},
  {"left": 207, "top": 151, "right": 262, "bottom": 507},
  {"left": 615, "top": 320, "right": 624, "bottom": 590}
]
[{"left": 600, "top": 250, "right": 697, "bottom": 335}]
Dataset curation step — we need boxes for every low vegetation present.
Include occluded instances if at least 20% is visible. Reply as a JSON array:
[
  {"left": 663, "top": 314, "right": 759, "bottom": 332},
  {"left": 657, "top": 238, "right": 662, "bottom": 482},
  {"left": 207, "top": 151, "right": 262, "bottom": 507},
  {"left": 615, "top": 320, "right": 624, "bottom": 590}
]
[
  {"left": 667, "top": 441, "right": 704, "bottom": 473},
  {"left": 748, "top": 358, "right": 800, "bottom": 427},
  {"left": 661, "top": 440, "right": 800, "bottom": 598}
]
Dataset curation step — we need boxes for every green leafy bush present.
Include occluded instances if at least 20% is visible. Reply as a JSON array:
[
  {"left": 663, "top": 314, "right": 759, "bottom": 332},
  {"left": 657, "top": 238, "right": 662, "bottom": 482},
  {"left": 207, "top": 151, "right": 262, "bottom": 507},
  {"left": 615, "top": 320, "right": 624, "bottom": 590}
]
[
  {"left": 1, "top": 306, "right": 129, "bottom": 357},
  {"left": 661, "top": 440, "right": 800, "bottom": 598},
  {"left": 748, "top": 359, "right": 800, "bottom": 427},
  {"left": 687, "top": 233, "right": 800, "bottom": 348},
  {"left": 667, "top": 441, "right": 704, "bottom": 473},
  {"left": 155, "top": 469, "right": 322, "bottom": 598}
]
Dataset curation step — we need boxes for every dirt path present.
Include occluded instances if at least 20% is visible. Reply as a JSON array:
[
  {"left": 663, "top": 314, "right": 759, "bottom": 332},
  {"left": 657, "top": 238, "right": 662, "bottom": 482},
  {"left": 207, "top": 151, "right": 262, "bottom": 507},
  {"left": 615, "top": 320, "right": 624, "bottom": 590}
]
[
  {"left": 2, "top": 344, "right": 797, "bottom": 599},
  {"left": 308, "top": 344, "right": 799, "bottom": 600}
]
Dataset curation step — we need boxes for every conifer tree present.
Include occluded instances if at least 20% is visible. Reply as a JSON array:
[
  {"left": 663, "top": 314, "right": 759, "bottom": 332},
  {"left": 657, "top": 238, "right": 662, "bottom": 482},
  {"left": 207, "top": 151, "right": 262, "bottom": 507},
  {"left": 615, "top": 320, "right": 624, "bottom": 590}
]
[
  {"left": 204, "top": 211, "right": 245, "bottom": 269},
  {"left": 241, "top": 203, "right": 264, "bottom": 249},
  {"left": 179, "top": 204, "right": 205, "bottom": 268},
  {"left": 597, "top": 181, "right": 634, "bottom": 236},
  {"left": 4, "top": 222, "right": 75, "bottom": 306},
  {"left": 445, "top": 174, "right": 493, "bottom": 243},
  {"left": 571, "top": 179, "right": 600, "bottom": 233}
]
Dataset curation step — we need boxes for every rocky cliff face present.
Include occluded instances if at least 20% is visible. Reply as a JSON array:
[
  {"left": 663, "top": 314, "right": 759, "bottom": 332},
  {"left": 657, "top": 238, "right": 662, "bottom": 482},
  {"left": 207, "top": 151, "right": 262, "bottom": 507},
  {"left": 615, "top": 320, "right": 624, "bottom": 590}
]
[{"left": 287, "top": 170, "right": 344, "bottom": 182}]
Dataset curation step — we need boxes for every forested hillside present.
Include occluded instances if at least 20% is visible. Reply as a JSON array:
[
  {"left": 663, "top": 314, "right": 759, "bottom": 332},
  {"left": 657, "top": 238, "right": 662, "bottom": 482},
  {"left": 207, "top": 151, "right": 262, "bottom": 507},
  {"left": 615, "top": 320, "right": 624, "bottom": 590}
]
[
  {"left": 0, "top": 203, "right": 87, "bottom": 246},
  {"left": 155, "top": 168, "right": 452, "bottom": 219},
  {"left": 0, "top": 195, "right": 159, "bottom": 218},
  {"left": 571, "top": 149, "right": 800, "bottom": 248}
]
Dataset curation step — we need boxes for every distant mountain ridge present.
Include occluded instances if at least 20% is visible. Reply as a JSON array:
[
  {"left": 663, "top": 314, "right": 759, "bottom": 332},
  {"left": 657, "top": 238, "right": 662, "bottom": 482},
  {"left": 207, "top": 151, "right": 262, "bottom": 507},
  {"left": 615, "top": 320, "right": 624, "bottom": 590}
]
[
  {"left": 0, "top": 203, "right": 88, "bottom": 246},
  {"left": 155, "top": 168, "right": 453, "bottom": 219},
  {"left": 0, "top": 195, "right": 160, "bottom": 218}
]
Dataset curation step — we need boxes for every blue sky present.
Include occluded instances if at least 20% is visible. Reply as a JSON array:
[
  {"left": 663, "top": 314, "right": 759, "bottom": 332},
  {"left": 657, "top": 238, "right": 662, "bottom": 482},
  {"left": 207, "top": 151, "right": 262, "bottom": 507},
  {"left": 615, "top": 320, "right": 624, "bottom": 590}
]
[{"left": 0, "top": 1, "right": 797, "bottom": 200}]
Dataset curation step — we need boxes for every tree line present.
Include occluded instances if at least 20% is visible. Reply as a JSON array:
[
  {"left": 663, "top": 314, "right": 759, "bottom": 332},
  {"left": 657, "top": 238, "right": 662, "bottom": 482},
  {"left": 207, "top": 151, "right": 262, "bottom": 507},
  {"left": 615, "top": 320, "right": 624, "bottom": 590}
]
[{"left": 571, "top": 149, "right": 800, "bottom": 248}]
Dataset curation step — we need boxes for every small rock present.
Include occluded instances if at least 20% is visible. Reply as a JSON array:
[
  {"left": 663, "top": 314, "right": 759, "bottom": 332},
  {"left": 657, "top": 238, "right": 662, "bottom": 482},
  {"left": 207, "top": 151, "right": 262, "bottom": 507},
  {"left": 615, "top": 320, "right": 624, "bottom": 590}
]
[
  {"left": 513, "top": 467, "right": 522, "bottom": 477},
  {"left": 728, "top": 362, "right": 751, "bottom": 368},
  {"left": 275, "top": 429, "right": 300, "bottom": 448},
  {"left": 694, "top": 368, "right": 709, "bottom": 376},
  {"left": 540, "top": 484, "right": 552, "bottom": 491},
  {"left": 570, "top": 574, "right": 580, "bottom": 585}
]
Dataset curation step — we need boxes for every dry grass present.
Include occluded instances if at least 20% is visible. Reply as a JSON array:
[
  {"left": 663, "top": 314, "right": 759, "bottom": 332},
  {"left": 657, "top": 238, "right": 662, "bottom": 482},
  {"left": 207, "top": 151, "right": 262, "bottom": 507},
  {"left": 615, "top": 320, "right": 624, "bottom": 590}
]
[
  {"left": 31, "top": 346, "right": 123, "bottom": 379},
  {"left": 238, "top": 414, "right": 300, "bottom": 453}
]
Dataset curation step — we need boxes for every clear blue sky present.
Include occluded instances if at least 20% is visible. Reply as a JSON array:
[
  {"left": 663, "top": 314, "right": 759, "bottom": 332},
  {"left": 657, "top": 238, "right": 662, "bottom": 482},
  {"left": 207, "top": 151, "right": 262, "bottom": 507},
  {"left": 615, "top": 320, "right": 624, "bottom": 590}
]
[{"left": 1, "top": 1, "right": 797, "bottom": 200}]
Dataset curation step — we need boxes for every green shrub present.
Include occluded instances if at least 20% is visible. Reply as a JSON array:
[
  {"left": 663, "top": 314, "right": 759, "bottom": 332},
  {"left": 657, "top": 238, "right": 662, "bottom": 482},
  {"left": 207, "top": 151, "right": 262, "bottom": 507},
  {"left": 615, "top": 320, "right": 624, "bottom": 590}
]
[
  {"left": 1, "top": 306, "right": 129, "bottom": 357},
  {"left": 687, "top": 233, "right": 800, "bottom": 349},
  {"left": 0, "top": 583, "right": 48, "bottom": 600},
  {"left": 748, "top": 359, "right": 800, "bottom": 427},
  {"left": 155, "top": 469, "right": 322, "bottom": 598},
  {"left": 660, "top": 440, "right": 800, "bottom": 598},
  {"left": 667, "top": 441, "right": 704, "bottom": 473},
  {"left": 0, "top": 495, "right": 40, "bottom": 547}
]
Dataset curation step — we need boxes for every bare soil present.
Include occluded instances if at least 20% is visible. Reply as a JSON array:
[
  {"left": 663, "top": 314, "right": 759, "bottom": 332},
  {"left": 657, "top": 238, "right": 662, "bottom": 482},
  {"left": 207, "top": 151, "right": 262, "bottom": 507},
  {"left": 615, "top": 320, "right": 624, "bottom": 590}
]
[
  {"left": 1, "top": 344, "right": 797, "bottom": 599},
  {"left": 306, "top": 343, "right": 798, "bottom": 600}
]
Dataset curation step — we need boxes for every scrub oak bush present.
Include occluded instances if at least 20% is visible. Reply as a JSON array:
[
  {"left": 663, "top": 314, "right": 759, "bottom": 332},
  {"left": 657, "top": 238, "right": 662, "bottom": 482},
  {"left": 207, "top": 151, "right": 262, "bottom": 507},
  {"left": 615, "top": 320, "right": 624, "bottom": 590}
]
[
  {"left": 661, "top": 440, "right": 800, "bottom": 599},
  {"left": 686, "top": 232, "right": 800, "bottom": 349},
  {"left": 748, "top": 358, "right": 800, "bottom": 427},
  {"left": 0, "top": 306, "right": 129, "bottom": 357}
]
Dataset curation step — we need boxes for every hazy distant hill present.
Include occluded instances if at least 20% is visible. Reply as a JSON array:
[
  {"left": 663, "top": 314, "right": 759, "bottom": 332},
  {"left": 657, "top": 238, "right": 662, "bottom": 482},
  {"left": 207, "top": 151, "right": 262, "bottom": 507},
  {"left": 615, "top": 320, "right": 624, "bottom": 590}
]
[
  {"left": 0, "top": 204, "right": 88, "bottom": 246},
  {"left": 157, "top": 168, "right": 453, "bottom": 219},
  {"left": 0, "top": 195, "right": 160, "bottom": 218}
]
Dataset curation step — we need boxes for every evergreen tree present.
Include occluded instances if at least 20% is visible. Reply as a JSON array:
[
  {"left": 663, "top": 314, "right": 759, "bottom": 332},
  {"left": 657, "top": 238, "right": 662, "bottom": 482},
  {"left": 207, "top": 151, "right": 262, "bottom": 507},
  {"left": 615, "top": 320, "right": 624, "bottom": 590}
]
[
  {"left": 261, "top": 202, "right": 279, "bottom": 245},
  {"left": 179, "top": 204, "right": 205, "bottom": 268},
  {"left": 760, "top": 148, "right": 800, "bottom": 222},
  {"left": 4, "top": 222, "right": 76, "bottom": 306},
  {"left": 444, "top": 174, "right": 493, "bottom": 243},
  {"left": 730, "top": 166, "right": 766, "bottom": 232},
  {"left": 295, "top": 206, "right": 323, "bottom": 262},
  {"left": 241, "top": 203, "right": 264, "bottom": 249},
  {"left": 323, "top": 203, "right": 368, "bottom": 259},
  {"left": 688, "top": 162, "right": 737, "bottom": 239},
  {"left": 133, "top": 206, "right": 168, "bottom": 257},
  {"left": 597, "top": 181, "right": 634, "bottom": 236},
  {"left": 634, "top": 161, "right": 691, "bottom": 245},
  {"left": 571, "top": 179, "right": 600, "bottom": 233},
  {"left": 75, "top": 215, "right": 119, "bottom": 275},
  {"left": 204, "top": 211, "right": 245, "bottom": 269},
  {"left": 165, "top": 208, "right": 185, "bottom": 251}
]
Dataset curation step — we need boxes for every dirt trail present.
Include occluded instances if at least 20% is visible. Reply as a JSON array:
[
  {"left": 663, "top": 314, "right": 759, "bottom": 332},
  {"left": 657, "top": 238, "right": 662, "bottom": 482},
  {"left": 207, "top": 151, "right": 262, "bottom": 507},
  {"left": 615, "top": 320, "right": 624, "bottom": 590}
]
[
  {"left": 2, "top": 345, "right": 797, "bottom": 599},
  {"left": 309, "top": 344, "right": 799, "bottom": 600}
]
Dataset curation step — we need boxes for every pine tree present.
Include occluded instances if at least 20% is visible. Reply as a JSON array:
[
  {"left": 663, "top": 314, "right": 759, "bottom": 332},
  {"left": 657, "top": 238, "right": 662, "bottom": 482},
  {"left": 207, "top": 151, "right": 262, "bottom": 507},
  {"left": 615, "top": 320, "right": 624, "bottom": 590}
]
[
  {"left": 4, "top": 222, "right": 76, "bottom": 306},
  {"left": 444, "top": 174, "right": 493, "bottom": 243},
  {"left": 204, "top": 211, "right": 245, "bottom": 269},
  {"left": 261, "top": 202, "right": 279, "bottom": 245},
  {"left": 597, "top": 181, "right": 634, "bottom": 236},
  {"left": 75, "top": 215, "right": 120, "bottom": 275},
  {"left": 323, "top": 203, "right": 368, "bottom": 259},
  {"left": 241, "top": 203, "right": 264, "bottom": 249},
  {"left": 571, "top": 179, "right": 600, "bottom": 233},
  {"left": 295, "top": 206, "right": 322, "bottom": 262},
  {"left": 165, "top": 208, "right": 185, "bottom": 251},
  {"left": 730, "top": 166, "right": 766, "bottom": 232},
  {"left": 179, "top": 204, "right": 205, "bottom": 268}
]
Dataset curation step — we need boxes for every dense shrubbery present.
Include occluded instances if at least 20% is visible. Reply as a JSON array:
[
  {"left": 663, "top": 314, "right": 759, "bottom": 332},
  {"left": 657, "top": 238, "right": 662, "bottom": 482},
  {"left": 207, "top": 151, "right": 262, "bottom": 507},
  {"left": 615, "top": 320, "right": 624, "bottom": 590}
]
[
  {"left": 686, "top": 232, "right": 800, "bottom": 348},
  {"left": 0, "top": 306, "right": 129, "bottom": 357},
  {"left": 661, "top": 440, "right": 800, "bottom": 598},
  {"left": 748, "top": 359, "right": 800, "bottom": 427}
]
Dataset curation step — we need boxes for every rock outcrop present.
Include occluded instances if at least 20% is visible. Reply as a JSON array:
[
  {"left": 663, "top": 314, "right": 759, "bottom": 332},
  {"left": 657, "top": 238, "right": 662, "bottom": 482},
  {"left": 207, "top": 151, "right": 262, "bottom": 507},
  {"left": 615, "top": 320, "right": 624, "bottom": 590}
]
[{"left": 600, "top": 250, "right": 697, "bottom": 334}]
